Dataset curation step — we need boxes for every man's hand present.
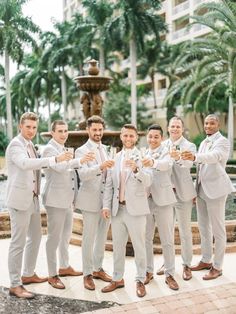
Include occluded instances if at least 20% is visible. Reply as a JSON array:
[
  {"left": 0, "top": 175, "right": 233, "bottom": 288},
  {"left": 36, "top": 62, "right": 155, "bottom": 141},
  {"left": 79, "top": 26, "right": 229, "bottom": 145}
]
[
  {"left": 169, "top": 149, "right": 181, "bottom": 161},
  {"left": 100, "top": 160, "right": 115, "bottom": 170},
  {"left": 142, "top": 157, "right": 154, "bottom": 168},
  {"left": 125, "top": 159, "right": 138, "bottom": 172},
  {"left": 80, "top": 152, "right": 96, "bottom": 164},
  {"left": 56, "top": 151, "right": 73, "bottom": 163},
  {"left": 102, "top": 209, "right": 111, "bottom": 219},
  {"left": 181, "top": 151, "right": 195, "bottom": 161}
]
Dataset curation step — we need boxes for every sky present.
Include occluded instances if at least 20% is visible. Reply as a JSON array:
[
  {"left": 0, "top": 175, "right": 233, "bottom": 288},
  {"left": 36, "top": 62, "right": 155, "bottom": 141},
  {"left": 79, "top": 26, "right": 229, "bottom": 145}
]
[{"left": 22, "top": 0, "right": 63, "bottom": 31}]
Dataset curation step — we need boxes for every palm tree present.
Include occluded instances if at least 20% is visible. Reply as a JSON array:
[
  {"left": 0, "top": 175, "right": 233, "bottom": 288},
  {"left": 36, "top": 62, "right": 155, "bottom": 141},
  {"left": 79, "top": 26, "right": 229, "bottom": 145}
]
[
  {"left": 165, "top": 0, "right": 236, "bottom": 155},
  {"left": 0, "top": 0, "right": 40, "bottom": 139},
  {"left": 107, "top": 0, "right": 166, "bottom": 126},
  {"left": 81, "top": 0, "right": 114, "bottom": 75}
]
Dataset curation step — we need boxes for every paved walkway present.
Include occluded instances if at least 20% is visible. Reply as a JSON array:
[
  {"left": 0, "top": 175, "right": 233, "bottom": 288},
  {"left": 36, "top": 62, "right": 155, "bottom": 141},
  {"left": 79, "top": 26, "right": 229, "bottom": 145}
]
[
  {"left": 83, "top": 283, "right": 236, "bottom": 313},
  {"left": 0, "top": 237, "right": 236, "bottom": 313}
]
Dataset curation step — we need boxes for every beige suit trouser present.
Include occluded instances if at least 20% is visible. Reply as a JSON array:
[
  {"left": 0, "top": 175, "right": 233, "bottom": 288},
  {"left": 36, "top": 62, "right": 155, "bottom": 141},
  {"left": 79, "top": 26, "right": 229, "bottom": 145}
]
[
  {"left": 45, "top": 206, "right": 73, "bottom": 277},
  {"left": 197, "top": 184, "right": 227, "bottom": 270},
  {"left": 8, "top": 197, "right": 42, "bottom": 287},
  {"left": 174, "top": 196, "right": 193, "bottom": 267},
  {"left": 81, "top": 210, "right": 110, "bottom": 276},
  {"left": 146, "top": 198, "right": 175, "bottom": 276},
  {"left": 111, "top": 204, "right": 147, "bottom": 283}
]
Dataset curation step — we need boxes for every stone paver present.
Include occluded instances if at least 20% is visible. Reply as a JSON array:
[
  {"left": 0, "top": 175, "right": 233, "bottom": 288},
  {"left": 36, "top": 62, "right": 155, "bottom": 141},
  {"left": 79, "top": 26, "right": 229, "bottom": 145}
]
[{"left": 90, "top": 283, "right": 236, "bottom": 314}]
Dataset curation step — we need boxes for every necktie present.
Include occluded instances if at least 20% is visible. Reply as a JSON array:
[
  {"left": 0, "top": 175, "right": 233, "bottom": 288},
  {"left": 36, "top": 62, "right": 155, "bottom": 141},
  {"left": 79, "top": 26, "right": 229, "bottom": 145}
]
[
  {"left": 119, "top": 158, "right": 127, "bottom": 202},
  {"left": 27, "top": 143, "right": 40, "bottom": 195},
  {"left": 98, "top": 145, "right": 107, "bottom": 179}
]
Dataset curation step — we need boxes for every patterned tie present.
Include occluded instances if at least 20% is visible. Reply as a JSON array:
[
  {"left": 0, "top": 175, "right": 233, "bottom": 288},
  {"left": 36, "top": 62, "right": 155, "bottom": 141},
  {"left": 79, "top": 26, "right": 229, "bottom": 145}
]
[
  {"left": 98, "top": 144, "right": 107, "bottom": 179},
  {"left": 119, "top": 158, "right": 127, "bottom": 202},
  {"left": 27, "top": 143, "right": 40, "bottom": 195}
]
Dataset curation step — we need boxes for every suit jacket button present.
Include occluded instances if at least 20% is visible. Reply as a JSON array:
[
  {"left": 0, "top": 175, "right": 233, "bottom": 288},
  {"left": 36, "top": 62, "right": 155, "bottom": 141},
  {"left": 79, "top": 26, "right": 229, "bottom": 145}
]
[
  {"left": 72, "top": 188, "right": 75, "bottom": 190},
  {"left": 72, "top": 178, "right": 74, "bottom": 181},
  {"left": 101, "top": 191, "right": 103, "bottom": 194}
]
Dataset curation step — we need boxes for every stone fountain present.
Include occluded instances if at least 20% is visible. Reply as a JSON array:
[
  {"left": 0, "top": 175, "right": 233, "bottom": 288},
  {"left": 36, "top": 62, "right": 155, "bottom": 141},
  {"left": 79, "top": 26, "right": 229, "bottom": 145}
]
[{"left": 41, "top": 59, "right": 122, "bottom": 148}]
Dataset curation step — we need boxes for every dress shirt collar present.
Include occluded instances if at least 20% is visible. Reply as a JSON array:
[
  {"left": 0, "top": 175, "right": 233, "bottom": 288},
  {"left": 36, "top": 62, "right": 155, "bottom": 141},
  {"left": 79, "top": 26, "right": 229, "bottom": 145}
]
[
  {"left": 170, "top": 136, "right": 184, "bottom": 147},
  {"left": 206, "top": 131, "right": 220, "bottom": 143},
  {"left": 19, "top": 134, "right": 33, "bottom": 148},
  {"left": 88, "top": 138, "right": 102, "bottom": 150},
  {"left": 51, "top": 138, "right": 65, "bottom": 152}
]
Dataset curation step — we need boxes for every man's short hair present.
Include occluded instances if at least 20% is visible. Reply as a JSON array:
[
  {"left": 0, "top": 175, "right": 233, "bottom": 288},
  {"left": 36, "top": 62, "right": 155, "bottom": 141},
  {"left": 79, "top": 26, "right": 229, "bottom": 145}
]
[
  {"left": 51, "top": 120, "right": 67, "bottom": 132},
  {"left": 121, "top": 124, "right": 138, "bottom": 134},
  {"left": 148, "top": 124, "right": 163, "bottom": 136},
  {"left": 205, "top": 114, "right": 220, "bottom": 123},
  {"left": 87, "top": 115, "right": 105, "bottom": 128},
  {"left": 20, "top": 112, "right": 38, "bottom": 124},
  {"left": 169, "top": 116, "right": 184, "bottom": 127}
]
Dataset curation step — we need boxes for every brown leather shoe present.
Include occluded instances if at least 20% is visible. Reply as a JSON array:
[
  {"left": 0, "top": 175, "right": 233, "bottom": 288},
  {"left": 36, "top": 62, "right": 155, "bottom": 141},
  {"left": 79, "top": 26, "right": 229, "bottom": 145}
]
[
  {"left": 9, "top": 285, "right": 35, "bottom": 299},
  {"left": 84, "top": 275, "right": 95, "bottom": 290},
  {"left": 48, "top": 276, "right": 65, "bottom": 289},
  {"left": 59, "top": 266, "right": 83, "bottom": 277},
  {"left": 156, "top": 264, "right": 164, "bottom": 276},
  {"left": 183, "top": 266, "right": 192, "bottom": 281},
  {"left": 101, "top": 279, "right": 124, "bottom": 293},
  {"left": 136, "top": 281, "right": 146, "bottom": 298},
  {"left": 144, "top": 272, "right": 153, "bottom": 285},
  {"left": 93, "top": 268, "right": 112, "bottom": 282},
  {"left": 165, "top": 275, "right": 179, "bottom": 290},
  {"left": 190, "top": 261, "right": 212, "bottom": 271},
  {"left": 202, "top": 267, "right": 222, "bottom": 280},
  {"left": 21, "top": 273, "right": 47, "bottom": 285}
]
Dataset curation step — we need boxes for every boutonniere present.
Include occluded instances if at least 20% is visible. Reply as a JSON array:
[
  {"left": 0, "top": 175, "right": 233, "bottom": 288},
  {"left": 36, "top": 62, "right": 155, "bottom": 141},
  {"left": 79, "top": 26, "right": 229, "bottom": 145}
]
[
  {"left": 205, "top": 140, "right": 213, "bottom": 151},
  {"left": 151, "top": 152, "right": 160, "bottom": 159}
]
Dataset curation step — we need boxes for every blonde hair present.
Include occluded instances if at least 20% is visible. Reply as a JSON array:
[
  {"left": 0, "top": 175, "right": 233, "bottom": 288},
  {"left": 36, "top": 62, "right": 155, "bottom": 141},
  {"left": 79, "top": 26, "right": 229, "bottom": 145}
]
[{"left": 20, "top": 112, "right": 39, "bottom": 124}]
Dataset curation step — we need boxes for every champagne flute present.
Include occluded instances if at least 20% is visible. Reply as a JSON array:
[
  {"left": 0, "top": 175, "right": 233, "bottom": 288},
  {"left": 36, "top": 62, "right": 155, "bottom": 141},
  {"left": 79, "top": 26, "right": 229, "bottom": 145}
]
[{"left": 65, "top": 147, "right": 74, "bottom": 171}]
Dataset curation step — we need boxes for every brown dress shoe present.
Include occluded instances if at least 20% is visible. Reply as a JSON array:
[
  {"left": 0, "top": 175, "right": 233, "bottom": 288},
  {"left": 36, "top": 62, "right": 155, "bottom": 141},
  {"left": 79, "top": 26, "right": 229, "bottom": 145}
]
[
  {"left": 202, "top": 267, "right": 222, "bottom": 280},
  {"left": 183, "top": 266, "right": 192, "bottom": 281},
  {"left": 93, "top": 268, "right": 112, "bottom": 282},
  {"left": 9, "top": 285, "right": 35, "bottom": 299},
  {"left": 59, "top": 266, "right": 83, "bottom": 277},
  {"left": 48, "top": 276, "right": 65, "bottom": 289},
  {"left": 101, "top": 279, "right": 125, "bottom": 293},
  {"left": 144, "top": 272, "right": 153, "bottom": 285},
  {"left": 21, "top": 273, "right": 48, "bottom": 285},
  {"left": 136, "top": 281, "right": 146, "bottom": 298},
  {"left": 165, "top": 275, "right": 179, "bottom": 290},
  {"left": 190, "top": 261, "right": 212, "bottom": 271},
  {"left": 84, "top": 275, "right": 95, "bottom": 290},
  {"left": 156, "top": 264, "right": 164, "bottom": 276}
]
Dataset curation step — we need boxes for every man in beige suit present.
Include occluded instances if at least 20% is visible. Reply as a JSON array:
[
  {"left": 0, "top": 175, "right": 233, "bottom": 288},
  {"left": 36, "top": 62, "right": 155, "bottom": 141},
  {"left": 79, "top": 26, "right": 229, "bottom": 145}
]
[
  {"left": 182, "top": 114, "right": 235, "bottom": 280},
  {"left": 6, "top": 112, "right": 71, "bottom": 299},
  {"left": 75, "top": 115, "right": 114, "bottom": 290},
  {"left": 101, "top": 124, "right": 152, "bottom": 298},
  {"left": 157, "top": 116, "right": 196, "bottom": 281},
  {"left": 42, "top": 120, "right": 93, "bottom": 289},
  {"left": 143, "top": 124, "right": 179, "bottom": 290}
]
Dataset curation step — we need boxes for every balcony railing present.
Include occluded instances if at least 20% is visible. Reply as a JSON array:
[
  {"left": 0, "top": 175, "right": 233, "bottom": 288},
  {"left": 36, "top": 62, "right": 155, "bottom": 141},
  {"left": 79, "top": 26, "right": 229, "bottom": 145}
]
[
  {"left": 173, "top": 1, "right": 189, "bottom": 15},
  {"left": 172, "top": 27, "right": 189, "bottom": 40},
  {"left": 192, "top": 23, "right": 209, "bottom": 33}
]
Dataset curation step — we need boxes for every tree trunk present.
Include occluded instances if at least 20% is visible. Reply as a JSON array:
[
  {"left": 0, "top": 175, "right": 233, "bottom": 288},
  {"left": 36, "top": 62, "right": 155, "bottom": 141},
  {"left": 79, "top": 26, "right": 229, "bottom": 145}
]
[
  {"left": 228, "top": 93, "right": 234, "bottom": 158},
  {"left": 151, "top": 71, "right": 157, "bottom": 108},
  {"left": 99, "top": 45, "right": 105, "bottom": 76},
  {"left": 47, "top": 99, "right": 51, "bottom": 131},
  {"left": 5, "top": 51, "right": 13, "bottom": 140},
  {"left": 228, "top": 62, "right": 234, "bottom": 159},
  {"left": 34, "top": 98, "right": 39, "bottom": 144},
  {"left": 130, "top": 37, "right": 137, "bottom": 126},
  {"left": 61, "top": 68, "right": 67, "bottom": 121}
]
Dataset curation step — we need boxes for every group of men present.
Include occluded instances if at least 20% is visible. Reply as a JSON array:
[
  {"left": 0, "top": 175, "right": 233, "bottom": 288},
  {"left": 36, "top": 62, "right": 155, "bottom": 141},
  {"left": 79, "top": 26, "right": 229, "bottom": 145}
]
[{"left": 5, "top": 112, "right": 234, "bottom": 299}]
